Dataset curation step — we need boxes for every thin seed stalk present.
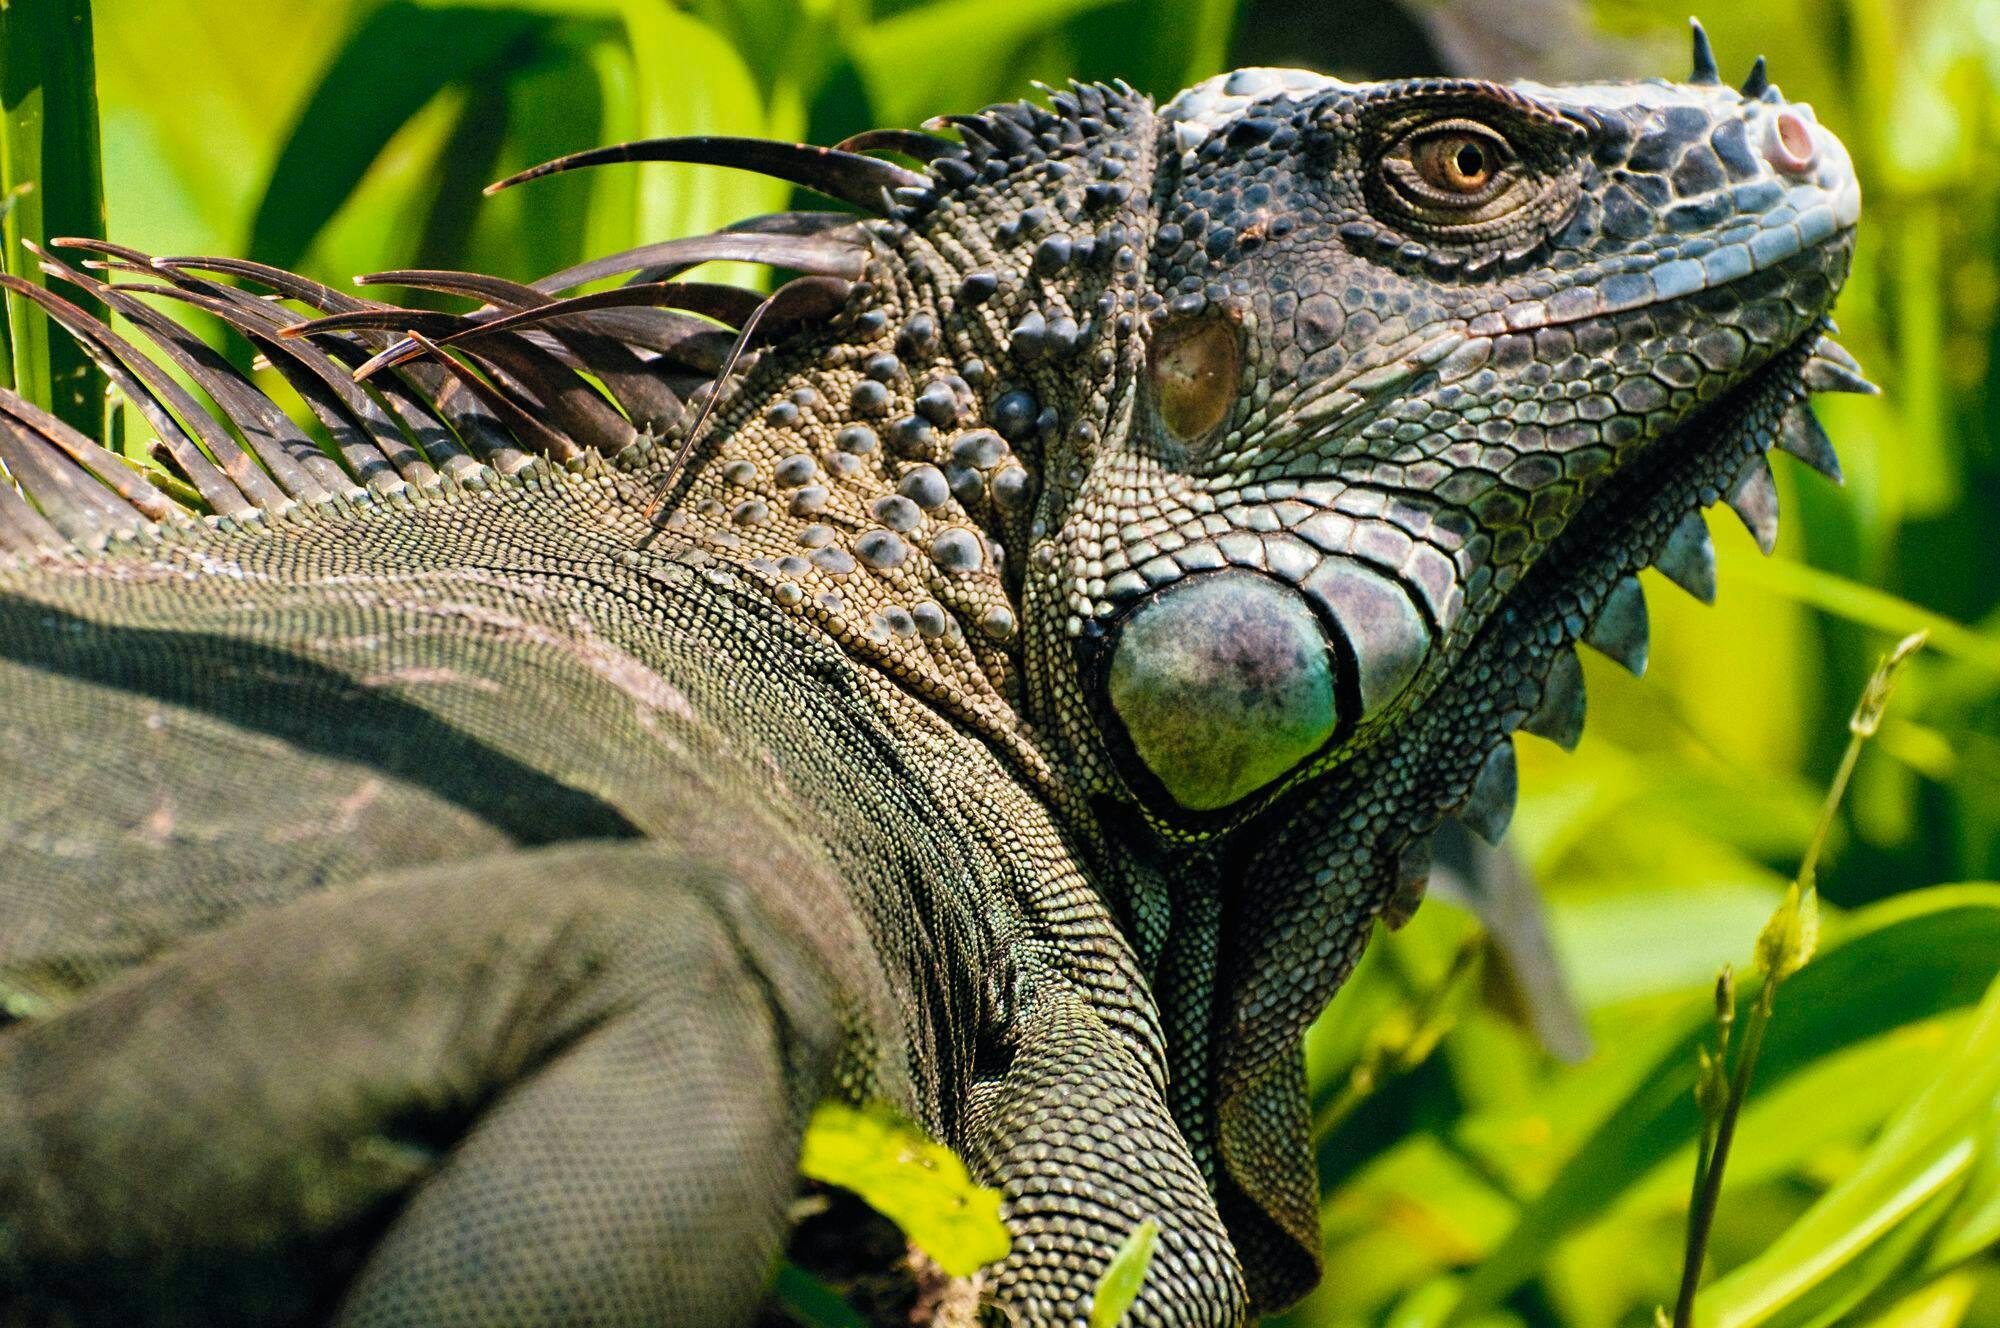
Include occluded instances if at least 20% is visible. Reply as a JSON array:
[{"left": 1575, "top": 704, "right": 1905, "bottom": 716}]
[
  {"left": 1672, "top": 982, "right": 1774, "bottom": 1327},
  {"left": 1678, "top": 975, "right": 1734, "bottom": 1311},
  {"left": 1798, "top": 728, "right": 1865, "bottom": 892},
  {"left": 1668, "top": 632, "right": 1925, "bottom": 1328}
]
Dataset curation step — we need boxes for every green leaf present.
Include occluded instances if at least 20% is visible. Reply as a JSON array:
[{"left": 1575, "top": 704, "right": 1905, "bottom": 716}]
[
  {"left": 246, "top": 2, "right": 549, "bottom": 272},
  {"left": 1856, "top": 1276, "right": 1979, "bottom": 1328},
  {"left": 1088, "top": 1217, "right": 1160, "bottom": 1328},
  {"left": 1919, "top": 1102, "right": 2000, "bottom": 1275},
  {"left": 1697, "top": 970, "right": 2000, "bottom": 1328},
  {"left": 1612, "top": 1013, "right": 1976, "bottom": 1215},
  {"left": 1444, "top": 887, "right": 2000, "bottom": 1324},
  {"left": 616, "top": 1, "right": 783, "bottom": 286},
  {"left": 796, "top": 1101, "right": 1009, "bottom": 1278},
  {"left": 1, "top": 0, "right": 108, "bottom": 438},
  {"left": 1547, "top": 882, "right": 1789, "bottom": 1008},
  {"left": 768, "top": 1260, "right": 870, "bottom": 1328},
  {"left": 1067, "top": 0, "right": 1238, "bottom": 97},
  {"left": 1729, "top": 558, "right": 2000, "bottom": 679},
  {"left": 845, "top": 0, "right": 1127, "bottom": 127}
]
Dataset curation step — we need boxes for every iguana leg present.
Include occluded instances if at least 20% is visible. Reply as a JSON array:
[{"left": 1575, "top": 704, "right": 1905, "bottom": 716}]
[
  {"left": 0, "top": 841, "right": 841, "bottom": 1327},
  {"left": 963, "top": 962, "right": 1248, "bottom": 1328}
]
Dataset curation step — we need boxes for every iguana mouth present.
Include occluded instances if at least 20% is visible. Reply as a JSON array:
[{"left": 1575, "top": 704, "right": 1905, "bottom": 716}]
[{"left": 1368, "top": 251, "right": 1870, "bottom": 859}]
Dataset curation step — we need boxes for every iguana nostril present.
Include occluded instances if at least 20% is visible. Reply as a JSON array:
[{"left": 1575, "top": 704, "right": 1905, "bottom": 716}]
[
  {"left": 1107, "top": 571, "right": 1337, "bottom": 812},
  {"left": 1149, "top": 318, "right": 1241, "bottom": 443},
  {"left": 1766, "top": 110, "right": 1816, "bottom": 174}
]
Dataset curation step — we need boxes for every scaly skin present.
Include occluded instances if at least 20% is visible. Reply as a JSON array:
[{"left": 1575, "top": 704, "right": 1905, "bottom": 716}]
[{"left": 0, "top": 36, "right": 1865, "bottom": 1327}]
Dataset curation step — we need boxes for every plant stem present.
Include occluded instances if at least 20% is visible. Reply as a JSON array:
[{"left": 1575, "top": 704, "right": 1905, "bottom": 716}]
[
  {"left": 1672, "top": 982, "right": 1773, "bottom": 1327},
  {"left": 1798, "top": 731, "right": 1863, "bottom": 891},
  {"left": 1668, "top": 632, "right": 1926, "bottom": 1328}
]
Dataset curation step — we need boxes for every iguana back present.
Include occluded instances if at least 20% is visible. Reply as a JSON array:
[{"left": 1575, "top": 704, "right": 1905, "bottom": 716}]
[{"left": 0, "top": 236, "right": 1209, "bottom": 1324}]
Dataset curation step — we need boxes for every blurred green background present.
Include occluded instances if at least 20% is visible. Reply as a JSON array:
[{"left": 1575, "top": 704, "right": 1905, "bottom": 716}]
[{"left": 34, "top": 0, "right": 2000, "bottom": 1323}]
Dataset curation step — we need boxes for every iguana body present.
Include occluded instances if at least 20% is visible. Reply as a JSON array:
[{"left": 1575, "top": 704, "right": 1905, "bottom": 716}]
[{"left": 0, "top": 31, "right": 1868, "bottom": 1326}]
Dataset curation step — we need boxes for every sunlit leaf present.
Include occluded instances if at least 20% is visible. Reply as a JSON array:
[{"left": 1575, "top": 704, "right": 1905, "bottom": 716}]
[
  {"left": 1444, "top": 888, "right": 2000, "bottom": 1324},
  {"left": 796, "top": 1101, "right": 1009, "bottom": 1278},
  {"left": 1857, "top": 1274, "right": 1979, "bottom": 1328},
  {"left": 246, "top": 2, "right": 551, "bottom": 271},
  {"left": 846, "top": 0, "right": 1127, "bottom": 126},
  {"left": 1729, "top": 559, "right": 2000, "bottom": 678},
  {"left": 1088, "top": 1217, "right": 1159, "bottom": 1328},
  {"left": 1611, "top": 1014, "right": 1973, "bottom": 1216},
  {"left": 617, "top": 1, "right": 782, "bottom": 288},
  {"left": 1918, "top": 1103, "right": 2000, "bottom": 1277}
]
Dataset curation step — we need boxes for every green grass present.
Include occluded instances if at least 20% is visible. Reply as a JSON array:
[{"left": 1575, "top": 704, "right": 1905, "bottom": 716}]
[
  {"left": 7, "top": 0, "right": 1998, "bottom": 1324},
  {"left": 1, "top": 0, "right": 108, "bottom": 439}
]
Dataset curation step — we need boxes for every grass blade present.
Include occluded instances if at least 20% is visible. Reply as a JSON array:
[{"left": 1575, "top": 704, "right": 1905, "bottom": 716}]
[
  {"left": 1, "top": 0, "right": 108, "bottom": 439},
  {"left": 845, "top": 0, "right": 1127, "bottom": 126},
  {"left": 1443, "top": 889, "right": 2000, "bottom": 1324},
  {"left": 1089, "top": 1218, "right": 1161, "bottom": 1328},
  {"left": 1698, "top": 972, "right": 2000, "bottom": 1328}
]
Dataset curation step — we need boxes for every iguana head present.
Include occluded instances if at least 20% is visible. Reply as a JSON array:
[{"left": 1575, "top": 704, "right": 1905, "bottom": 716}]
[
  {"left": 884, "top": 41, "right": 1857, "bottom": 828},
  {"left": 1083, "top": 63, "right": 1856, "bottom": 818},
  {"left": 858, "top": 24, "right": 1865, "bottom": 1303}
]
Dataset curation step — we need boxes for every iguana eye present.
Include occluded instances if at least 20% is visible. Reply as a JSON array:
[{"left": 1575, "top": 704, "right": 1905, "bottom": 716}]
[
  {"left": 1371, "top": 118, "right": 1553, "bottom": 240},
  {"left": 1380, "top": 120, "right": 1515, "bottom": 213},
  {"left": 1412, "top": 130, "right": 1497, "bottom": 194}
]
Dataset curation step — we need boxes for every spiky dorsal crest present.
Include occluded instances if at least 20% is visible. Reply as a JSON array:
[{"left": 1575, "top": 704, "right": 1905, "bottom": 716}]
[{"left": 0, "top": 179, "right": 881, "bottom": 555}]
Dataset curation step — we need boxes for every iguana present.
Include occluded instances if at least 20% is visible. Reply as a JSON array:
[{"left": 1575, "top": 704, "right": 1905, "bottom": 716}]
[{"left": 0, "top": 22, "right": 1873, "bottom": 1327}]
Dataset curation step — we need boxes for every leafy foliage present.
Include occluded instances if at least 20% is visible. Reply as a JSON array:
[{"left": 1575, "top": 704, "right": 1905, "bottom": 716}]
[
  {"left": 5, "top": 0, "right": 1995, "bottom": 1324},
  {"left": 797, "top": 1101, "right": 1010, "bottom": 1279},
  {"left": 1092, "top": 1218, "right": 1163, "bottom": 1328},
  {"left": 0, "top": 0, "right": 108, "bottom": 439}
]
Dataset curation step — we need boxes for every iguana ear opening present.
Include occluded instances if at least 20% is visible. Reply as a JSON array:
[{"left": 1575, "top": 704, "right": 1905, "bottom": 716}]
[{"left": 1149, "top": 317, "right": 1241, "bottom": 446}]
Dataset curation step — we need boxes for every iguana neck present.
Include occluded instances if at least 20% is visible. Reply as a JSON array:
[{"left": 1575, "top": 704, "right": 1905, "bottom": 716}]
[{"left": 634, "top": 90, "right": 1168, "bottom": 840}]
